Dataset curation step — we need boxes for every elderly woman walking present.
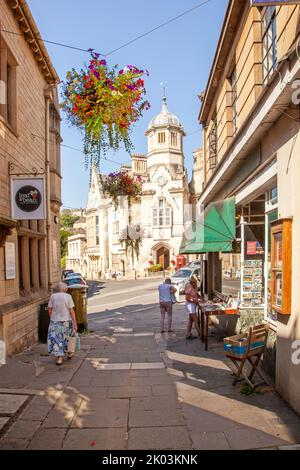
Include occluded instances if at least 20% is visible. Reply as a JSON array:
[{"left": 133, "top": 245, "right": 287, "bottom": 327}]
[{"left": 47, "top": 282, "right": 78, "bottom": 366}]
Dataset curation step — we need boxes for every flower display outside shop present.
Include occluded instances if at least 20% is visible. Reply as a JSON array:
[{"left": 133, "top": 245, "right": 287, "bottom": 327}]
[
  {"left": 102, "top": 171, "right": 143, "bottom": 209},
  {"left": 119, "top": 224, "right": 144, "bottom": 262},
  {"left": 61, "top": 50, "right": 151, "bottom": 167}
]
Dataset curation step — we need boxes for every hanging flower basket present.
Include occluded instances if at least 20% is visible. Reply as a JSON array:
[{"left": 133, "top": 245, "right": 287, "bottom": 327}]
[
  {"left": 120, "top": 224, "right": 144, "bottom": 262},
  {"left": 102, "top": 171, "right": 143, "bottom": 209},
  {"left": 61, "top": 50, "right": 150, "bottom": 167}
]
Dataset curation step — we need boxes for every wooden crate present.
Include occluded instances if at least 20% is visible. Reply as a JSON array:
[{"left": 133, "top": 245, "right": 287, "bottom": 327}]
[{"left": 223, "top": 333, "right": 264, "bottom": 359}]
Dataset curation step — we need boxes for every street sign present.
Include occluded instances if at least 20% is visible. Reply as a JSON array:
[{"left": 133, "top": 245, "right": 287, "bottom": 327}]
[{"left": 11, "top": 177, "right": 46, "bottom": 220}]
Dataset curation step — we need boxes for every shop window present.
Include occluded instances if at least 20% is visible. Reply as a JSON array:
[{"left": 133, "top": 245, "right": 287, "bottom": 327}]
[
  {"left": 0, "top": 36, "right": 17, "bottom": 129},
  {"left": 261, "top": 6, "right": 277, "bottom": 84},
  {"left": 271, "top": 219, "right": 292, "bottom": 315}
]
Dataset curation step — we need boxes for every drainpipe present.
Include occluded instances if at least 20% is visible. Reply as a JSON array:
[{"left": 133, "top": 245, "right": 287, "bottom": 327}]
[{"left": 44, "top": 87, "right": 53, "bottom": 291}]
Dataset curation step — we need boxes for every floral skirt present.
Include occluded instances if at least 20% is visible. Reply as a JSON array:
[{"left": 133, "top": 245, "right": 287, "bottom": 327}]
[{"left": 47, "top": 320, "right": 73, "bottom": 357}]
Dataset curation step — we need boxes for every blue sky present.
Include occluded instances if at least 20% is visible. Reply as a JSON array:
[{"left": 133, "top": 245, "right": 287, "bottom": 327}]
[{"left": 27, "top": 0, "right": 228, "bottom": 209}]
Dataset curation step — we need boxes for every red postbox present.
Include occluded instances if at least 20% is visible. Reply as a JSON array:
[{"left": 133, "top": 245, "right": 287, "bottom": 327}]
[{"left": 176, "top": 255, "right": 186, "bottom": 271}]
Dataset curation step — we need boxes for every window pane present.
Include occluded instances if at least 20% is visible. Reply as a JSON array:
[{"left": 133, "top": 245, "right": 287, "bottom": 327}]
[
  {"left": 274, "top": 233, "right": 282, "bottom": 268},
  {"left": 275, "top": 272, "right": 282, "bottom": 307}
]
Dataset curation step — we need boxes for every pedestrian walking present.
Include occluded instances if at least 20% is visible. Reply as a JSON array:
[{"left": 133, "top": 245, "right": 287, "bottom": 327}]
[
  {"left": 158, "top": 278, "right": 177, "bottom": 333},
  {"left": 47, "top": 282, "right": 78, "bottom": 366},
  {"left": 185, "top": 276, "right": 202, "bottom": 340}
]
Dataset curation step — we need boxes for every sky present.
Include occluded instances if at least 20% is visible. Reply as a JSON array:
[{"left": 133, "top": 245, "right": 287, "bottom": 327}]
[{"left": 27, "top": 0, "right": 228, "bottom": 209}]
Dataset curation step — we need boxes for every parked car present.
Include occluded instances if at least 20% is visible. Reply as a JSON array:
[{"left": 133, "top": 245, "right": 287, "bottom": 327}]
[
  {"left": 64, "top": 275, "right": 87, "bottom": 288},
  {"left": 171, "top": 267, "right": 202, "bottom": 296},
  {"left": 185, "top": 260, "right": 201, "bottom": 269},
  {"left": 63, "top": 272, "right": 87, "bottom": 285}
]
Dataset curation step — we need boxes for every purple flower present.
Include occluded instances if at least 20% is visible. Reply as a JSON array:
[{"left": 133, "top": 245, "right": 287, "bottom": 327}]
[
  {"left": 88, "top": 48, "right": 94, "bottom": 53},
  {"left": 100, "top": 59, "right": 107, "bottom": 66}
]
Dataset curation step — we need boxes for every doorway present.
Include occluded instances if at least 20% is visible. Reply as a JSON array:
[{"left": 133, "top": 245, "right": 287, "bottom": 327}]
[{"left": 156, "top": 247, "right": 170, "bottom": 270}]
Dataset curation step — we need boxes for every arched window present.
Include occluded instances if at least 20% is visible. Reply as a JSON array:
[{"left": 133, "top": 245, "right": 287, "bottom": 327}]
[{"left": 153, "top": 199, "right": 172, "bottom": 228}]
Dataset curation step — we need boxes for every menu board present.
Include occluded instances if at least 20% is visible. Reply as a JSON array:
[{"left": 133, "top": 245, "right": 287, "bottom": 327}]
[{"left": 242, "top": 260, "right": 263, "bottom": 307}]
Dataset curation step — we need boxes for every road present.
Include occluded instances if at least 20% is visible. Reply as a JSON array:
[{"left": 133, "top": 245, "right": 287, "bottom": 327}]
[{"left": 221, "top": 277, "right": 241, "bottom": 296}]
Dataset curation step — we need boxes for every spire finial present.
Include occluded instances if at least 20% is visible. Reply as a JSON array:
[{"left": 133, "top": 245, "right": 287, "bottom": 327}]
[{"left": 160, "top": 82, "right": 168, "bottom": 113}]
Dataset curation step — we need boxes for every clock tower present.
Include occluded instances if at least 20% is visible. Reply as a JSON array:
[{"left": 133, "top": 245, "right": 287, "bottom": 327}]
[{"left": 145, "top": 96, "right": 186, "bottom": 182}]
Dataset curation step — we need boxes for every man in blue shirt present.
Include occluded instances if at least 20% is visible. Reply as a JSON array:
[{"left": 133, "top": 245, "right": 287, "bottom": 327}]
[{"left": 158, "top": 278, "right": 177, "bottom": 333}]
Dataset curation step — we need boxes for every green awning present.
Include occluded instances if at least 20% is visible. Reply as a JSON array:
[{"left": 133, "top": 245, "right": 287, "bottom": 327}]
[{"left": 180, "top": 198, "right": 236, "bottom": 254}]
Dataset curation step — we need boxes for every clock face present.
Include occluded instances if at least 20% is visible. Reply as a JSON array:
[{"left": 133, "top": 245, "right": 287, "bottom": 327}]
[{"left": 155, "top": 170, "right": 168, "bottom": 187}]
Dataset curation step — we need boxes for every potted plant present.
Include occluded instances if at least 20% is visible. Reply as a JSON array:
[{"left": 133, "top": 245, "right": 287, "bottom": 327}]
[
  {"left": 102, "top": 171, "right": 143, "bottom": 209},
  {"left": 61, "top": 50, "right": 150, "bottom": 167}
]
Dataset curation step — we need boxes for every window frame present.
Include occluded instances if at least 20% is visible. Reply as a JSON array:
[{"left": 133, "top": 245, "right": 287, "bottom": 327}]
[
  {"left": 208, "top": 118, "right": 218, "bottom": 171},
  {"left": 261, "top": 6, "right": 278, "bottom": 84},
  {"left": 270, "top": 219, "right": 292, "bottom": 315},
  {"left": 0, "top": 35, "right": 18, "bottom": 131},
  {"left": 153, "top": 199, "right": 172, "bottom": 228},
  {"left": 158, "top": 132, "right": 166, "bottom": 144},
  {"left": 230, "top": 67, "right": 238, "bottom": 136}
]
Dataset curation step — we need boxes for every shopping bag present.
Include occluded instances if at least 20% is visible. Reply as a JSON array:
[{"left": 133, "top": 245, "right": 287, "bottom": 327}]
[
  {"left": 67, "top": 334, "right": 77, "bottom": 353},
  {"left": 75, "top": 334, "right": 81, "bottom": 352}
]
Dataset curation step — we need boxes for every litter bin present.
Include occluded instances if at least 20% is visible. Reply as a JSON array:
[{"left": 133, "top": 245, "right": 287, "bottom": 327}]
[
  {"left": 39, "top": 302, "right": 50, "bottom": 343},
  {"left": 67, "top": 286, "right": 88, "bottom": 333}
]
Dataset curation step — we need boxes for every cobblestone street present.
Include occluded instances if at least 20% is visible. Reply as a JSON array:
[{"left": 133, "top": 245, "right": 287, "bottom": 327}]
[{"left": 0, "top": 280, "right": 300, "bottom": 450}]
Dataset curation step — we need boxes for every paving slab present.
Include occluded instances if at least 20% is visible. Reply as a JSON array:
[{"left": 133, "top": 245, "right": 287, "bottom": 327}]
[
  {"left": 71, "top": 398, "right": 129, "bottom": 428},
  {"left": 27, "top": 428, "right": 66, "bottom": 450},
  {"left": 4, "top": 420, "right": 40, "bottom": 440},
  {"left": 129, "top": 396, "right": 185, "bottom": 428},
  {"left": 0, "top": 394, "right": 29, "bottom": 415},
  {"left": 63, "top": 428, "right": 127, "bottom": 450},
  {"left": 224, "top": 426, "right": 289, "bottom": 450},
  {"left": 106, "top": 386, "right": 152, "bottom": 398},
  {"left": 191, "top": 432, "right": 231, "bottom": 450},
  {"left": 19, "top": 396, "right": 53, "bottom": 422},
  {"left": 128, "top": 426, "right": 192, "bottom": 450},
  {"left": 0, "top": 417, "right": 10, "bottom": 432},
  {"left": 0, "top": 438, "right": 29, "bottom": 450}
]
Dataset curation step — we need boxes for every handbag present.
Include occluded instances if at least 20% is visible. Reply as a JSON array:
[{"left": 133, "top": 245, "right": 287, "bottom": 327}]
[{"left": 68, "top": 332, "right": 80, "bottom": 353}]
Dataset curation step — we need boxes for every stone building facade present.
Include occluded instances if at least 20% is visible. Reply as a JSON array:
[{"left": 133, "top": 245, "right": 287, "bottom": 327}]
[
  {"left": 85, "top": 97, "right": 190, "bottom": 279},
  {"left": 197, "top": 0, "right": 300, "bottom": 414},
  {"left": 0, "top": 0, "right": 61, "bottom": 356}
]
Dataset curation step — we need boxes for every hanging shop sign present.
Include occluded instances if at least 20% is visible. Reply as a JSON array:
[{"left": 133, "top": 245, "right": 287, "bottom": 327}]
[
  {"left": 5, "top": 242, "right": 16, "bottom": 280},
  {"left": 251, "top": 0, "right": 300, "bottom": 5},
  {"left": 11, "top": 178, "right": 45, "bottom": 220}
]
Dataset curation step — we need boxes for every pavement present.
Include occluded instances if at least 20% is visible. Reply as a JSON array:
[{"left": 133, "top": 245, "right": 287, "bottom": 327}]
[{"left": 0, "top": 278, "right": 300, "bottom": 450}]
